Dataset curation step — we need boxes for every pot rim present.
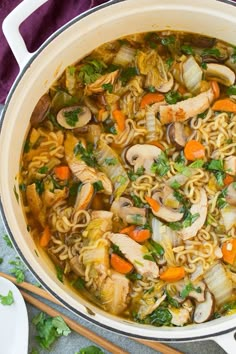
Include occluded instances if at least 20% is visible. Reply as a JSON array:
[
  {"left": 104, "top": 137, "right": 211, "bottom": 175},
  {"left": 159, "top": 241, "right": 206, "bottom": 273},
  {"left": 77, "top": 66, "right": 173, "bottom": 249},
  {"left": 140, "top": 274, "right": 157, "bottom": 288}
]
[{"left": 1, "top": 0, "right": 236, "bottom": 342}]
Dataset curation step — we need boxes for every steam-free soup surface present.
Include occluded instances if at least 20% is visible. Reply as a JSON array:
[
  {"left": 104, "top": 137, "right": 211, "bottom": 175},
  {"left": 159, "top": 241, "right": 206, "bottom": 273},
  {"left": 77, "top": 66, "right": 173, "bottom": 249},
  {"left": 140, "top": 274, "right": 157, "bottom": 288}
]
[{"left": 20, "top": 31, "right": 236, "bottom": 326}]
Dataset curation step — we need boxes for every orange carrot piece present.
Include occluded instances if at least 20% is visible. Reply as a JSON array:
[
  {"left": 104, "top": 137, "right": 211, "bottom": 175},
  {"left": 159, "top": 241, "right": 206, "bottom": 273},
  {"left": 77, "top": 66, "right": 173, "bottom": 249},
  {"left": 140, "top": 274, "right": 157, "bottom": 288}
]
[
  {"left": 120, "top": 225, "right": 136, "bottom": 236},
  {"left": 148, "top": 141, "right": 165, "bottom": 151},
  {"left": 54, "top": 166, "right": 70, "bottom": 180},
  {"left": 145, "top": 196, "right": 161, "bottom": 212},
  {"left": 130, "top": 228, "right": 151, "bottom": 243},
  {"left": 160, "top": 267, "right": 186, "bottom": 282},
  {"left": 97, "top": 108, "right": 106, "bottom": 121},
  {"left": 211, "top": 81, "right": 220, "bottom": 99},
  {"left": 223, "top": 174, "right": 234, "bottom": 186},
  {"left": 39, "top": 226, "right": 51, "bottom": 247},
  {"left": 110, "top": 253, "right": 134, "bottom": 274},
  {"left": 212, "top": 98, "right": 236, "bottom": 112},
  {"left": 112, "top": 109, "right": 126, "bottom": 132},
  {"left": 184, "top": 140, "right": 205, "bottom": 161},
  {"left": 222, "top": 239, "right": 236, "bottom": 265},
  {"left": 140, "top": 93, "right": 165, "bottom": 109}
]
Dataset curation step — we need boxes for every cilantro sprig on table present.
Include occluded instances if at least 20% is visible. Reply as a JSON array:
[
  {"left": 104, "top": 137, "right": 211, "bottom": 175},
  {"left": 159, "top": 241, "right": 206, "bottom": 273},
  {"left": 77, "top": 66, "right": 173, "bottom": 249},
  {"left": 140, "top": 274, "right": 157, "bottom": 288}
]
[{"left": 0, "top": 290, "right": 14, "bottom": 305}]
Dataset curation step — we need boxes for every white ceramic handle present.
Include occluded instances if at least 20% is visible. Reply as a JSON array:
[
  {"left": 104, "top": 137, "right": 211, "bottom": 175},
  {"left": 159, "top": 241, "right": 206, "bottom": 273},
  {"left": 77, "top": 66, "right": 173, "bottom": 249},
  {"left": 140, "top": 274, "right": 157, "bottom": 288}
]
[
  {"left": 2, "top": 0, "right": 49, "bottom": 70},
  {"left": 213, "top": 330, "right": 236, "bottom": 354}
]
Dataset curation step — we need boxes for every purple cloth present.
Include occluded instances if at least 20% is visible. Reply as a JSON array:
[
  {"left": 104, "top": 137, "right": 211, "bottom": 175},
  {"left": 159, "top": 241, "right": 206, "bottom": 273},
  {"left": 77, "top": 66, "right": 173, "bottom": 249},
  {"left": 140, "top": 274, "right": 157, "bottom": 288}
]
[{"left": 0, "top": 0, "right": 109, "bottom": 103}]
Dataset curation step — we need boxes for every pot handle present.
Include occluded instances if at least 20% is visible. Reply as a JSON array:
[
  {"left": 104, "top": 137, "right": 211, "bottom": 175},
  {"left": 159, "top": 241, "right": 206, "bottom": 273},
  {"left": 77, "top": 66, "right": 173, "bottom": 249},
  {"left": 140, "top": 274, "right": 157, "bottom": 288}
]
[
  {"left": 2, "top": 0, "right": 49, "bottom": 70},
  {"left": 212, "top": 330, "right": 236, "bottom": 354}
]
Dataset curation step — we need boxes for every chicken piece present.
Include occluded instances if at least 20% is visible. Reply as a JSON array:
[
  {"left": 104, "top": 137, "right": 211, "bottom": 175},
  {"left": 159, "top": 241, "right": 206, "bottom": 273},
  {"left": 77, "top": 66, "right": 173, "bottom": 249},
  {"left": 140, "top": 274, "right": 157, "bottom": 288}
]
[
  {"left": 179, "top": 188, "right": 207, "bottom": 240},
  {"left": 169, "top": 308, "right": 190, "bottom": 326},
  {"left": 108, "top": 233, "right": 159, "bottom": 278},
  {"left": 86, "top": 70, "right": 119, "bottom": 95},
  {"left": 160, "top": 87, "right": 214, "bottom": 124},
  {"left": 224, "top": 156, "right": 236, "bottom": 176},
  {"left": 43, "top": 188, "right": 68, "bottom": 207},
  {"left": 100, "top": 271, "right": 130, "bottom": 315}
]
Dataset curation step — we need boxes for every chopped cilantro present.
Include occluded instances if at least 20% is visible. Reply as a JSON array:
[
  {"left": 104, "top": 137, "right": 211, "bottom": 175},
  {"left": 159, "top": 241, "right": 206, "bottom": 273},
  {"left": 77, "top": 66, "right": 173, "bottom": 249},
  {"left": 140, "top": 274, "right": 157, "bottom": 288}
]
[
  {"left": 180, "top": 283, "right": 202, "bottom": 299},
  {"left": 181, "top": 45, "right": 194, "bottom": 55},
  {"left": 38, "top": 166, "right": 48, "bottom": 174},
  {"left": 68, "top": 66, "right": 76, "bottom": 75},
  {"left": 126, "top": 272, "right": 143, "bottom": 281},
  {"left": 3, "top": 234, "right": 13, "bottom": 248},
  {"left": 111, "top": 244, "right": 124, "bottom": 257},
  {"left": 131, "top": 193, "right": 144, "bottom": 207},
  {"left": 197, "top": 109, "right": 208, "bottom": 119},
  {"left": 9, "top": 257, "right": 27, "bottom": 283},
  {"left": 201, "top": 62, "right": 208, "bottom": 70},
  {"left": 188, "top": 159, "right": 205, "bottom": 168},
  {"left": 72, "top": 277, "right": 85, "bottom": 290},
  {"left": 166, "top": 57, "right": 174, "bottom": 69},
  {"left": 63, "top": 107, "right": 82, "bottom": 127},
  {"left": 151, "top": 152, "right": 170, "bottom": 176},
  {"left": 78, "top": 345, "right": 104, "bottom": 354},
  {"left": 230, "top": 47, "right": 236, "bottom": 64},
  {"left": 147, "top": 239, "right": 165, "bottom": 257},
  {"left": 182, "top": 212, "right": 200, "bottom": 228},
  {"left": 161, "top": 35, "right": 175, "bottom": 46},
  {"left": 104, "top": 157, "right": 117, "bottom": 166},
  {"left": 201, "top": 48, "right": 221, "bottom": 58},
  {"left": 74, "top": 142, "right": 97, "bottom": 167},
  {"left": 93, "top": 180, "right": 104, "bottom": 192},
  {"left": 147, "top": 307, "right": 172, "bottom": 326},
  {"left": 102, "top": 83, "right": 113, "bottom": 93},
  {"left": 117, "top": 175, "right": 128, "bottom": 185},
  {"left": 32, "top": 312, "right": 71, "bottom": 349},
  {"left": 128, "top": 167, "right": 144, "bottom": 181},
  {"left": 119, "top": 67, "right": 138, "bottom": 86},
  {"left": 147, "top": 86, "right": 156, "bottom": 93},
  {"left": 78, "top": 59, "right": 107, "bottom": 84},
  {"left": 35, "top": 180, "right": 44, "bottom": 195},
  {"left": 204, "top": 159, "right": 225, "bottom": 186},
  {"left": 19, "top": 183, "right": 26, "bottom": 191},
  {"left": 170, "top": 180, "right": 181, "bottom": 190},
  {"left": 216, "top": 188, "right": 228, "bottom": 209},
  {"left": 165, "top": 91, "right": 182, "bottom": 104},
  {"left": 24, "top": 140, "right": 31, "bottom": 153},
  {"left": 109, "top": 125, "right": 118, "bottom": 135},
  {"left": 226, "top": 85, "right": 236, "bottom": 96},
  {"left": 166, "top": 291, "right": 180, "bottom": 308},
  {"left": 0, "top": 290, "right": 14, "bottom": 305},
  {"left": 55, "top": 265, "right": 64, "bottom": 283},
  {"left": 69, "top": 182, "right": 82, "bottom": 196}
]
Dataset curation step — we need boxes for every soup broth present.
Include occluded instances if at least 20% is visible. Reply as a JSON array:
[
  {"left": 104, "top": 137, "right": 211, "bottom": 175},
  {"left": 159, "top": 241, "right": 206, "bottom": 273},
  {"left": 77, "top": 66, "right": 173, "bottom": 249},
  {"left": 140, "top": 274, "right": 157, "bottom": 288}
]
[{"left": 19, "top": 31, "right": 236, "bottom": 326}]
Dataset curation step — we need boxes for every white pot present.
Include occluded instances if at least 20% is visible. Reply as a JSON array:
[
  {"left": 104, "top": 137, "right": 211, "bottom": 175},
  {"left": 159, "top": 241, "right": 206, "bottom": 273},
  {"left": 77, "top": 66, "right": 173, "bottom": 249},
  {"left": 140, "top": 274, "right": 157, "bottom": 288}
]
[{"left": 0, "top": 0, "right": 236, "bottom": 352}]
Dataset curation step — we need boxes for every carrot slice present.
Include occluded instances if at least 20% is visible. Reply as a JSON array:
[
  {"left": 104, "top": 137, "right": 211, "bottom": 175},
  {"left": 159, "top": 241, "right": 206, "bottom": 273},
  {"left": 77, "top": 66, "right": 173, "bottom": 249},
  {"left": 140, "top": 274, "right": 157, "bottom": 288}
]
[
  {"left": 110, "top": 253, "right": 134, "bottom": 274},
  {"left": 184, "top": 140, "right": 205, "bottom": 161},
  {"left": 211, "top": 81, "right": 220, "bottom": 99},
  {"left": 145, "top": 196, "right": 161, "bottom": 212},
  {"left": 140, "top": 93, "right": 165, "bottom": 109},
  {"left": 148, "top": 141, "right": 165, "bottom": 150},
  {"left": 222, "top": 239, "right": 236, "bottom": 265},
  {"left": 212, "top": 98, "right": 236, "bottom": 112},
  {"left": 112, "top": 109, "right": 126, "bottom": 132},
  {"left": 160, "top": 267, "right": 186, "bottom": 282},
  {"left": 130, "top": 228, "right": 151, "bottom": 243},
  {"left": 39, "top": 226, "right": 51, "bottom": 247},
  {"left": 120, "top": 225, "right": 136, "bottom": 236},
  {"left": 54, "top": 166, "right": 70, "bottom": 180},
  {"left": 223, "top": 174, "right": 234, "bottom": 186}
]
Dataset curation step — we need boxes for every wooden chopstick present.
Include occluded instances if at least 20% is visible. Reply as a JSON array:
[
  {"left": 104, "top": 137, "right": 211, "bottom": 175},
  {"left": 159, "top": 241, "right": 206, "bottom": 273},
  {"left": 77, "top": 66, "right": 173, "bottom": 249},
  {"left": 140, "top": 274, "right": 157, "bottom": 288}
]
[{"left": 0, "top": 272, "right": 182, "bottom": 354}]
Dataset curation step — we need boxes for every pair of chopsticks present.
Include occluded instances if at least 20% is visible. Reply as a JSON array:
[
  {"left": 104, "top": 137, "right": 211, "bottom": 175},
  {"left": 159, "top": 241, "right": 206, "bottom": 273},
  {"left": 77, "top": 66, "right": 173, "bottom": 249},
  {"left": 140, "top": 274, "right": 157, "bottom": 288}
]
[{"left": 0, "top": 272, "right": 182, "bottom": 354}]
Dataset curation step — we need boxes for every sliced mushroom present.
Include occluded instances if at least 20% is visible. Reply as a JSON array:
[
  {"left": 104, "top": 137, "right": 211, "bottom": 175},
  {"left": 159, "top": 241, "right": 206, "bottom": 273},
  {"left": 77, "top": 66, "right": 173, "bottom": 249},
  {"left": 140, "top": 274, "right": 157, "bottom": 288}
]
[
  {"left": 188, "top": 282, "right": 206, "bottom": 302},
  {"left": 166, "top": 122, "right": 187, "bottom": 149},
  {"left": 74, "top": 183, "right": 94, "bottom": 212},
  {"left": 224, "top": 156, "right": 236, "bottom": 176},
  {"left": 225, "top": 183, "right": 236, "bottom": 206},
  {"left": 160, "top": 87, "right": 214, "bottom": 124},
  {"left": 151, "top": 192, "right": 184, "bottom": 222},
  {"left": 125, "top": 144, "right": 162, "bottom": 176},
  {"left": 108, "top": 233, "right": 159, "bottom": 278},
  {"left": 204, "top": 63, "right": 235, "bottom": 86},
  {"left": 193, "top": 291, "right": 214, "bottom": 324},
  {"left": 179, "top": 188, "right": 207, "bottom": 240},
  {"left": 86, "top": 70, "right": 119, "bottom": 95},
  {"left": 57, "top": 105, "right": 91, "bottom": 129},
  {"left": 111, "top": 197, "right": 146, "bottom": 225},
  {"left": 30, "top": 93, "right": 51, "bottom": 127}
]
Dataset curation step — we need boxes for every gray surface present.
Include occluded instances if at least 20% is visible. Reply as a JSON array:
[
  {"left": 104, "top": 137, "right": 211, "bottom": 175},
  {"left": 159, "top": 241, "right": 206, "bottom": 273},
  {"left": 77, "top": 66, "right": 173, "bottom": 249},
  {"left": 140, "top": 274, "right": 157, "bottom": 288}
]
[{"left": 0, "top": 103, "right": 226, "bottom": 353}]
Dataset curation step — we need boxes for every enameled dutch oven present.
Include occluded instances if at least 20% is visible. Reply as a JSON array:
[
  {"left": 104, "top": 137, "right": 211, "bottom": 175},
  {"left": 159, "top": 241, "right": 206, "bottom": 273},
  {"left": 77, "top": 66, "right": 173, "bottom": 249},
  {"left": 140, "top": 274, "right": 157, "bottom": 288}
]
[{"left": 0, "top": 0, "right": 236, "bottom": 352}]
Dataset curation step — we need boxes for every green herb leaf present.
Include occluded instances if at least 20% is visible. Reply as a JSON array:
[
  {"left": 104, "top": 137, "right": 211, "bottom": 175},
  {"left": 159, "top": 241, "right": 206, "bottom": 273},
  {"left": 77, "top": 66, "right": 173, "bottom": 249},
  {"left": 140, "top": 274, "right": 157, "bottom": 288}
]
[
  {"left": 126, "top": 272, "right": 143, "bottom": 281},
  {"left": 78, "top": 345, "right": 105, "bottom": 354},
  {"left": 166, "top": 291, "right": 180, "bottom": 308},
  {"left": 170, "top": 180, "right": 181, "bottom": 190},
  {"left": 19, "top": 183, "right": 26, "bottom": 191},
  {"left": 72, "top": 277, "right": 85, "bottom": 290},
  {"left": 55, "top": 265, "right": 64, "bottom": 283},
  {"left": 111, "top": 244, "right": 124, "bottom": 257},
  {"left": 147, "top": 86, "right": 156, "bottom": 93},
  {"left": 205, "top": 159, "right": 226, "bottom": 186},
  {"left": 197, "top": 109, "right": 208, "bottom": 119},
  {"left": 161, "top": 35, "right": 175, "bottom": 46},
  {"left": 0, "top": 257, "right": 3, "bottom": 264},
  {"left": 120, "top": 67, "right": 138, "bottom": 86},
  {"left": 201, "top": 48, "right": 221, "bottom": 58},
  {"left": 226, "top": 85, "right": 236, "bottom": 96},
  {"left": 182, "top": 212, "right": 199, "bottom": 228},
  {"left": 74, "top": 142, "right": 97, "bottom": 167},
  {"left": 181, "top": 45, "right": 194, "bottom": 55},
  {"left": 32, "top": 312, "right": 71, "bottom": 349},
  {"left": 93, "top": 180, "right": 104, "bottom": 192},
  {"left": 0, "top": 290, "right": 14, "bottom": 305},
  {"left": 165, "top": 91, "right": 182, "bottom": 104},
  {"left": 3, "top": 234, "right": 13, "bottom": 248},
  {"left": 131, "top": 193, "right": 144, "bottom": 207},
  {"left": 201, "top": 62, "right": 208, "bottom": 70},
  {"left": 166, "top": 57, "right": 174, "bottom": 69},
  {"left": 128, "top": 167, "right": 144, "bottom": 181},
  {"left": 188, "top": 159, "right": 205, "bottom": 169},
  {"left": 151, "top": 152, "right": 170, "bottom": 177},
  {"left": 102, "top": 83, "right": 113, "bottom": 93},
  {"left": 63, "top": 108, "right": 82, "bottom": 127},
  {"left": 216, "top": 188, "right": 228, "bottom": 209},
  {"left": 35, "top": 180, "right": 44, "bottom": 195},
  {"left": 104, "top": 157, "right": 117, "bottom": 166},
  {"left": 148, "top": 307, "right": 172, "bottom": 326},
  {"left": 38, "top": 166, "right": 48, "bottom": 174},
  {"left": 180, "top": 282, "right": 202, "bottom": 299},
  {"left": 9, "top": 257, "right": 27, "bottom": 283},
  {"left": 147, "top": 239, "right": 165, "bottom": 257},
  {"left": 79, "top": 59, "right": 107, "bottom": 84},
  {"left": 69, "top": 182, "right": 82, "bottom": 196}
]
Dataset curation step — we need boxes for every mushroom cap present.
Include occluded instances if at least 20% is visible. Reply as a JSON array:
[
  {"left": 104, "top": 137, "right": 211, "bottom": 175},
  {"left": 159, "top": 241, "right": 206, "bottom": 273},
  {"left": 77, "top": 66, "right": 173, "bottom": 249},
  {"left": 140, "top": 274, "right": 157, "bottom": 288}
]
[
  {"left": 57, "top": 105, "right": 92, "bottom": 129},
  {"left": 194, "top": 291, "right": 214, "bottom": 324},
  {"left": 30, "top": 94, "right": 51, "bottom": 127},
  {"left": 166, "top": 122, "right": 187, "bottom": 150},
  {"left": 152, "top": 192, "right": 184, "bottom": 222},
  {"left": 204, "top": 63, "right": 235, "bottom": 86},
  {"left": 125, "top": 144, "right": 162, "bottom": 175}
]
